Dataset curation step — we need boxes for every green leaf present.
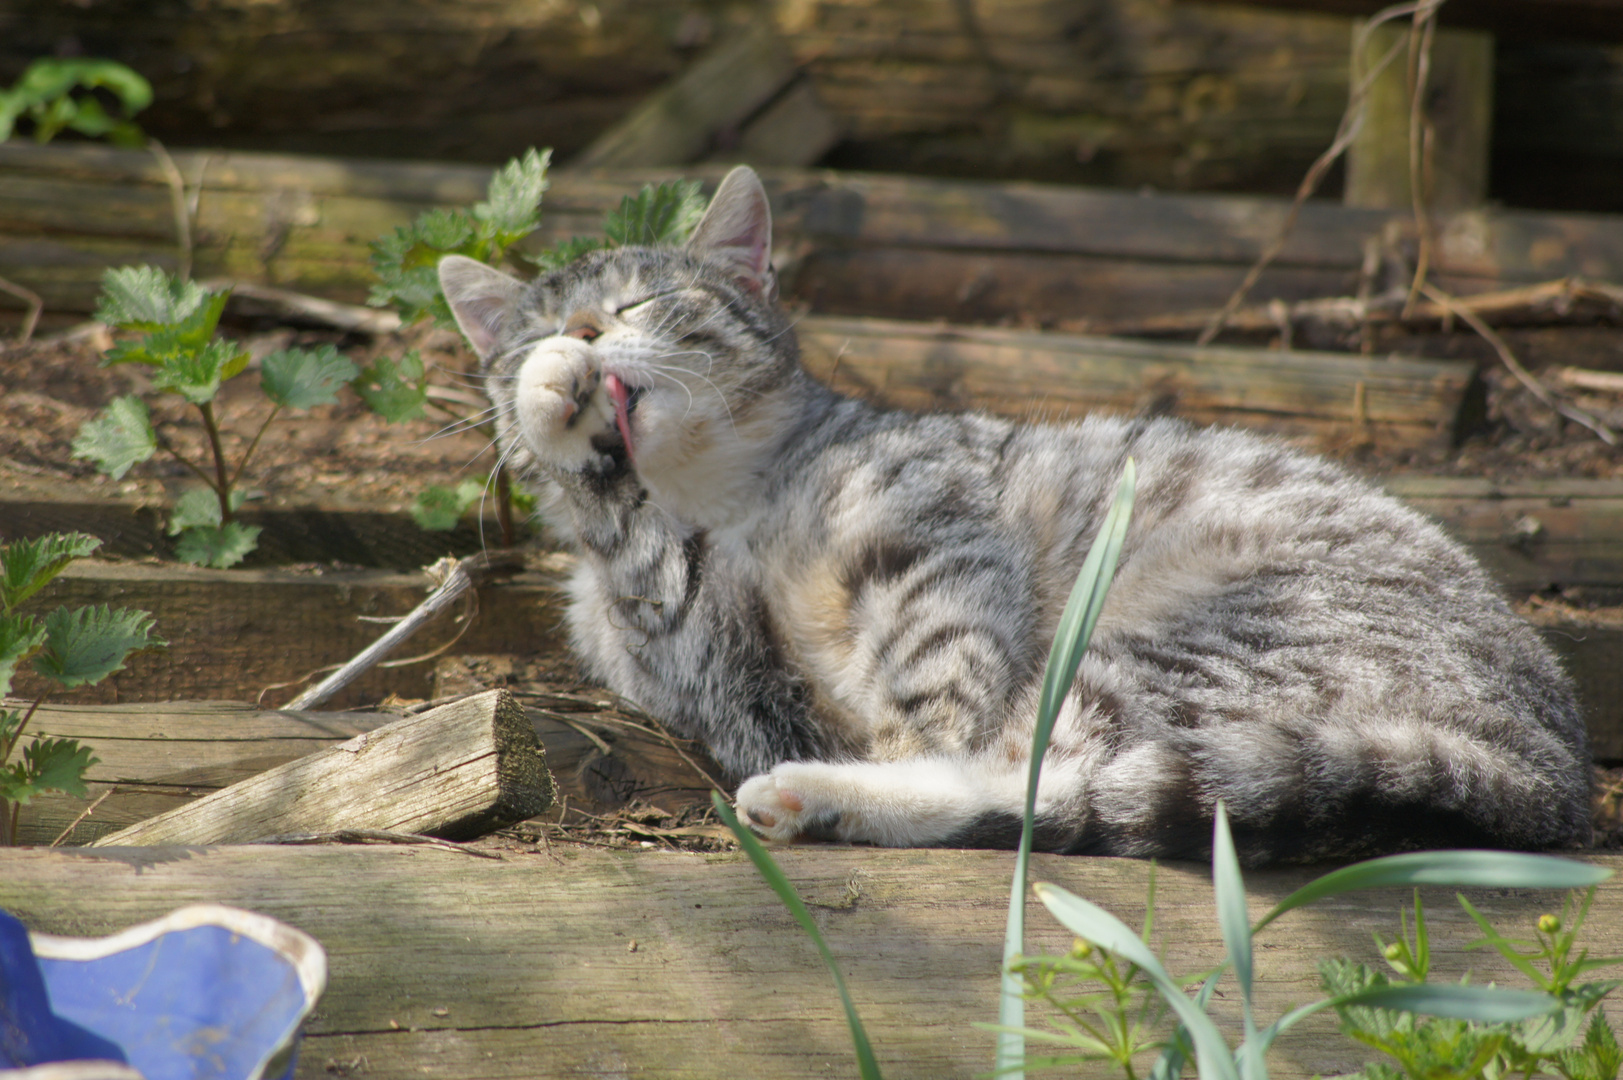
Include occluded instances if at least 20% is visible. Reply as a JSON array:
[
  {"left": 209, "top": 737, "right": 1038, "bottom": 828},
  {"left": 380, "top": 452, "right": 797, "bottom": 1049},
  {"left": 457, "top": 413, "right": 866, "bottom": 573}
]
[
  {"left": 1, "top": 532, "right": 101, "bottom": 612},
  {"left": 1560, "top": 1012, "right": 1622, "bottom": 1080},
  {"left": 1212, "top": 802, "right": 1266, "bottom": 1080},
  {"left": 0, "top": 613, "right": 46, "bottom": 700},
  {"left": 174, "top": 522, "right": 261, "bottom": 569},
  {"left": 411, "top": 478, "right": 486, "bottom": 532},
  {"left": 1343, "top": 984, "right": 1557, "bottom": 1024},
  {"left": 523, "top": 235, "right": 604, "bottom": 273},
  {"left": 474, "top": 147, "right": 551, "bottom": 242},
  {"left": 0, "top": 58, "right": 150, "bottom": 144},
  {"left": 354, "top": 351, "right": 429, "bottom": 423},
  {"left": 1000, "top": 458, "right": 1136, "bottom": 1079},
  {"left": 1034, "top": 881, "right": 1241, "bottom": 1080},
  {"left": 261, "top": 344, "right": 360, "bottom": 409},
  {"left": 102, "top": 289, "right": 233, "bottom": 369},
  {"left": 21, "top": 737, "right": 97, "bottom": 800},
  {"left": 712, "top": 792, "right": 885, "bottom": 1080},
  {"left": 72, "top": 394, "right": 156, "bottom": 480},
  {"left": 167, "top": 488, "right": 243, "bottom": 536},
  {"left": 94, "top": 265, "right": 211, "bottom": 331},
  {"left": 33, "top": 605, "right": 163, "bottom": 688},
  {"left": 1254, "top": 853, "right": 1613, "bottom": 934},
  {"left": 604, "top": 180, "right": 707, "bottom": 248},
  {"left": 150, "top": 337, "right": 250, "bottom": 405}
]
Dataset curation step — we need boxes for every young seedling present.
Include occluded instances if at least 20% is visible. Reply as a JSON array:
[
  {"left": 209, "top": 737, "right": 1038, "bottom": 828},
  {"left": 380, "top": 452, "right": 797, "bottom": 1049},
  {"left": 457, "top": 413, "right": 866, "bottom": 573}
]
[
  {"left": 368, "top": 148, "right": 707, "bottom": 542},
  {"left": 73, "top": 266, "right": 361, "bottom": 568},
  {"left": 0, "top": 532, "right": 162, "bottom": 845}
]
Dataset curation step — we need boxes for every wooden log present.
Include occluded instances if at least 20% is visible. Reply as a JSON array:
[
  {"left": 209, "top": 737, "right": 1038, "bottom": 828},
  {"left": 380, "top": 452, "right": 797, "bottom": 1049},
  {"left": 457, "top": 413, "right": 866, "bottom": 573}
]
[
  {"left": 89, "top": 690, "right": 554, "bottom": 846},
  {"left": 797, "top": 315, "right": 1474, "bottom": 450},
  {"left": 724, "top": 76, "right": 842, "bottom": 167},
  {"left": 1, "top": 846, "right": 1619, "bottom": 1079},
  {"left": 1345, "top": 24, "right": 1495, "bottom": 213},
  {"left": 7, "top": 143, "right": 1623, "bottom": 328},
  {"left": 571, "top": 23, "right": 813, "bottom": 168},
  {"left": 7, "top": 560, "right": 573, "bottom": 710},
  {"left": 1176, "top": 0, "right": 1623, "bottom": 43},
  {"left": 13, "top": 692, "right": 718, "bottom": 847}
]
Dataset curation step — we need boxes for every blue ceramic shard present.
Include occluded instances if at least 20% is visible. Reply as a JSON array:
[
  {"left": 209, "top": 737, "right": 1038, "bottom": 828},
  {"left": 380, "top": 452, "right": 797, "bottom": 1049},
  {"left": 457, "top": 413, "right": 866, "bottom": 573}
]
[{"left": 3, "top": 903, "right": 326, "bottom": 1080}]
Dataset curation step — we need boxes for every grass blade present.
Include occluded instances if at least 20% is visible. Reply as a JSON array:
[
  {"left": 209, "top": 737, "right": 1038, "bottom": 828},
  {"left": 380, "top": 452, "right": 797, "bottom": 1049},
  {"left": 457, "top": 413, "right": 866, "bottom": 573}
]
[
  {"left": 1341, "top": 984, "right": 1557, "bottom": 1023},
  {"left": 1254, "top": 852, "right": 1611, "bottom": 934},
  {"left": 712, "top": 793, "right": 883, "bottom": 1080},
  {"left": 1212, "top": 802, "right": 1265, "bottom": 1080},
  {"left": 998, "top": 459, "right": 1137, "bottom": 1079}
]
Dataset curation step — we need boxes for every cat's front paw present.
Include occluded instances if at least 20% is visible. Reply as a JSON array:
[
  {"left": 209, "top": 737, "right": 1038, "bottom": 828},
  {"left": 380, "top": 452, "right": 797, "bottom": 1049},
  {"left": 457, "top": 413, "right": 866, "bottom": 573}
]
[
  {"left": 512, "top": 342, "right": 614, "bottom": 469},
  {"left": 736, "top": 764, "right": 843, "bottom": 843}
]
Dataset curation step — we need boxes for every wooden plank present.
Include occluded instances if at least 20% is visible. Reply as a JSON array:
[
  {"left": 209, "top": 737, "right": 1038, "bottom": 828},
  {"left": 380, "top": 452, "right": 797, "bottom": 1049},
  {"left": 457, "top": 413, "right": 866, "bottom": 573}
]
[
  {"left": 1345, "top": 26, "right": 1495, "bottom": 212},
  {"left": 798, "top": 315, "right": 1473, "bottom": 450},
  {"left": 7, "top": 143, "right": 1623, "bottom": 327},
  {"left": 1176, "top": 0, "right": 1623, "bottom": 43},
  {"left": 726, "top": 76, "right": 842, "bottom": 167},
  {"left": 1, "top": 846, "right": 1619, "bottom": 1079},
  {"left": 572, "top": 23, "right": 807, "bottom": 168},
  {"left": 90, "top": 690, "right": 553, "bottom": 846},
  {"left": 12, "top": 692, "right": 718, "bottom": 847},
  {"left": 6, "top": 560, "right": 572, "bottom": 710}
]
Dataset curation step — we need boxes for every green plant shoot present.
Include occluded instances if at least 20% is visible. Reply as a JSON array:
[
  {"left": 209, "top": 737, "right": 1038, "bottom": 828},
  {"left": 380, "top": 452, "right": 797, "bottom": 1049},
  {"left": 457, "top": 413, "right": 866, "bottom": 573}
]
[
  {"left": 0, "top": 58, "right": 152, "bottom": 147},
  {"left": 74, "top": 266, "right": 361, "bottom": 568},
  {"left": 0, "top": 533, "right": 162, "bottom": 845}
]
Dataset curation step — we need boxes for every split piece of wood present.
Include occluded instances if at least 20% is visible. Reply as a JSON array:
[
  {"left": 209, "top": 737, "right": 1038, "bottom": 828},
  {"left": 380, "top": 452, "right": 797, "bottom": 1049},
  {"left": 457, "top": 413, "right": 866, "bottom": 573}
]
[{"left": 91, "top": 689, "right": 554, "bottom": 847}]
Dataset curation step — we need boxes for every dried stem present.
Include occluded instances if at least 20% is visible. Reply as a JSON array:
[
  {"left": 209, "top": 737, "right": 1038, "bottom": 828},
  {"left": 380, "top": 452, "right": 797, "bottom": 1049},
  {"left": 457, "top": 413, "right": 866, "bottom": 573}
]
[
  {"left": 1198, "top": 0, "right": 1446, "bottom": 346},
  {"left": 50, "top": 787, "right": 115, "bottom": 847},
  {"left": 1419, "top": 282, "right": 1618, "bottom": 445},
  {"left": 0, "top": 275, "right": 44, "bottom": 346},
  {"left": 147, "top": 138, "right": 194, "bottom": 280},
  {"left": 1402, "top": 12, "right": 1439, "bottom": 317}
]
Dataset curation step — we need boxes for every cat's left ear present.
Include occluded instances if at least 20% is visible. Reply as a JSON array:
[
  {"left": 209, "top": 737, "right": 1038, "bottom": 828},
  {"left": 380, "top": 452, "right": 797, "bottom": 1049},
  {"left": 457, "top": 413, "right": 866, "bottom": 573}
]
[
  {"left": 439, "top": 255, "right": 525, "bottom": 358},
  {"left": 686, "top": 166, "right": 777, "bottom": 300}
]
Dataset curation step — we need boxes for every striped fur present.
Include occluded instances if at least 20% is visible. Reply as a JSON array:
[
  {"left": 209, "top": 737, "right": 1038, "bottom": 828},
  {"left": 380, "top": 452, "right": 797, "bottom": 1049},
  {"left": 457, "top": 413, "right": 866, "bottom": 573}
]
[{"left": 440, "top": 167, "right": 1591, "bottom": 865}]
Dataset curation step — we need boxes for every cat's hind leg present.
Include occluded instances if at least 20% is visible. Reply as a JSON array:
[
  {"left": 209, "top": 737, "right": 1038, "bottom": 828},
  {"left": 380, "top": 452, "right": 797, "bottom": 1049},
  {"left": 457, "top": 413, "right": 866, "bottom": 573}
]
[{"left": 735, "top": 756, "right": 1067, "bottom": 847}]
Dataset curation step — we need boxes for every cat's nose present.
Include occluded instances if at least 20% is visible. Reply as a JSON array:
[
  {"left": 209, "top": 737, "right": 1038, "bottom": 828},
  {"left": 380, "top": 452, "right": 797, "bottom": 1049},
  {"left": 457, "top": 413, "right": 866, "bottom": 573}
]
[{"left": 563, "top": 310, "right": 604, "bottom": 343}]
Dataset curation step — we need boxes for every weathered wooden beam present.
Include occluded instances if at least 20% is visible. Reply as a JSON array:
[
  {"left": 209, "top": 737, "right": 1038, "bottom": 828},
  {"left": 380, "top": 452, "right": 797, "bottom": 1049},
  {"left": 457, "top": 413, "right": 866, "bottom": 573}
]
[
  {"left": 89, "top": 690, "right": 553, "bottom": 846},
  {"left": 1, "top": 846, "right": 1619, "bottom": 1079},
  {"left": 7, "top": 560, "right": 572, "bottom": 710},
  {"left": 570, "top": 22, "right": 832, "bottom": 169},
  {"left": 1345, "top": 24, "right": 1495, "bottom": 212},
  {"left": 6, "top": 144, "right": 1623, "bottom": 328},
  {"left": 1175, "top": 0, "right": 1623, "bottom": 44},
  {"left": 13, "top": 691, "right": 718, "bottom": 847},
  {"left": 798, "top": 315, "right": 1474, "bottom": 450}
]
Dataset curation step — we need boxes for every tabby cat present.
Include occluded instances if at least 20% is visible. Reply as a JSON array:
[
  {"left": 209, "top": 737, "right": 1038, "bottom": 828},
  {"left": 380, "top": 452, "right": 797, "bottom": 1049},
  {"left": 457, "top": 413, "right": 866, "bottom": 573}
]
[{"left": 439, "top": 167, "right": 1590, "bottom": 864}]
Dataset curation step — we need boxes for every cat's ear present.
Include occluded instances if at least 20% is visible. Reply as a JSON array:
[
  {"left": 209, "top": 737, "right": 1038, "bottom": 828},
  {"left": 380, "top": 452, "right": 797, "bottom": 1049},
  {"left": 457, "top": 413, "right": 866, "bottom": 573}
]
[
  {"left": 686, "top": 166, "right": 776, "bottom": 299},
  {"left": 439, "top": 255, "right": 525, "bottom": 358}
]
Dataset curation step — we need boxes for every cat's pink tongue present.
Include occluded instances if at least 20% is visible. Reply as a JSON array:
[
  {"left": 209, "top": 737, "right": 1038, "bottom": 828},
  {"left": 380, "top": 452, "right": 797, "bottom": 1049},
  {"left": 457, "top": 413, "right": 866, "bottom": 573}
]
[{"left": 604, "top": 372, "right": 636, "bottom": 462}]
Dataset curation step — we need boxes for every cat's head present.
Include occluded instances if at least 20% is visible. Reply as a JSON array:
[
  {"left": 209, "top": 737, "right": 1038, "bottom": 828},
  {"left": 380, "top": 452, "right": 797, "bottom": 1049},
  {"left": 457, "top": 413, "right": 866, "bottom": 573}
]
[{"left": 439, "top": 166, "right": 807, "bottom": 523}]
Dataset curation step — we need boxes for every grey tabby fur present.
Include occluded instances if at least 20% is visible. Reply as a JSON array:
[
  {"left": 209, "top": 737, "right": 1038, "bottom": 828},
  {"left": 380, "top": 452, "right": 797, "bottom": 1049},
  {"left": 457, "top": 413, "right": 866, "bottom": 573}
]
[{"left": 439, "top": 166, "right": 1591, "bottom": 865}]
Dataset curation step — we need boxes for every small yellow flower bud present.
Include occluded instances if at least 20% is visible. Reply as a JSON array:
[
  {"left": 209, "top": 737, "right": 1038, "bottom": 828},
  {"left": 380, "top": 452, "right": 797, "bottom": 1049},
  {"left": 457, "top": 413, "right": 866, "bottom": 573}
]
[
  {"left": 1538, "top": 914, "right": 1560, "bottom": 935},
  {"left": 1383, "top": 942, "right": 1405, "bottom": 962}
]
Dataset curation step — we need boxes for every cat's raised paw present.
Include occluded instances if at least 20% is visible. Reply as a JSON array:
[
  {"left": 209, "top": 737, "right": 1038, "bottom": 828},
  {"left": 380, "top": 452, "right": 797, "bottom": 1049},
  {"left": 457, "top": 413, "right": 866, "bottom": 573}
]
[{"left": 513, "top": 342, "right": 614, "bottom": 467}]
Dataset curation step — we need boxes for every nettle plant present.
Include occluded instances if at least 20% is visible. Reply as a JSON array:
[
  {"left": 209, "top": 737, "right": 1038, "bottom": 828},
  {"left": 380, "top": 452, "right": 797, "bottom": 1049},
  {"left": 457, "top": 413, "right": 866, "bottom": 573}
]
[
  {"left": 713, "top": 459, "right": 1622, "bottom": 1080},
  {"left": 0, "top": 57, "right": 151, "bottom": 147},
  {"left": 0, "top": 533, "right": 162, "bottom": 846},
  {"left": 367, "top": 146, "right": 707, "bottom": 541},
  {"left": 70, "top": 268, "right": 421, "bottom": 568}
]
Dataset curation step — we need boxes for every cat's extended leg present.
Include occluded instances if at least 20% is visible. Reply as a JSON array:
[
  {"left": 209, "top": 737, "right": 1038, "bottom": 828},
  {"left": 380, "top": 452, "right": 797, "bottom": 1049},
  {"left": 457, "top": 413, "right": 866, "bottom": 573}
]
[{"left": 735, "top": 755, "right": 1074, "bottom": 846}]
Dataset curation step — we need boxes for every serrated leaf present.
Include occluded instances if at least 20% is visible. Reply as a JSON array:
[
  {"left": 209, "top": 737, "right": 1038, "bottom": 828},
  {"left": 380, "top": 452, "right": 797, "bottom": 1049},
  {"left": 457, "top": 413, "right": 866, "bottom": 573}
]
[
  {"left": 21, "top": 737, "right": 97, "bottom": 800},
  {"left": 94, "top": 265, "right": 210, "bottom": 330},
  {"left": 33, "top": 605, "right": 163, "bottom": 688},
  {"left": 71, "top": 394, "right": 156, "bottom": 480},
  {"left": 474, "top": 147, "right": 551, "bottom": 241},
  {"left": 604, "top": 180, "right": 706, "bottom": 248},
  {"left": 411, "top": 478, "right": 486, "bottom": 531},
  {"left": 0, "top": 614, "right": 46, "bottom": 700},
  {"left": 1, "top": 532, "right": 100, "bottom": 611},
  {"left": 167, "top": 488, "right": 243, "bottom": 536},
  {"left": 150, "top": 337, "right": 249, "bottom": 405},
  {"left": 354, "top": 350, "right": 429, "bottom": 422},
  {"left": 523, "top": 235, "right": 604, "bottom": 273},
  {"left": 102, "top": 290, "right": 233, "bottom": 369},
  {"left": 261, "top": 344, "right": 360, "bottom": 409},
  {"left": 174, "top": 522, "right": 261, "bottom": 569}
]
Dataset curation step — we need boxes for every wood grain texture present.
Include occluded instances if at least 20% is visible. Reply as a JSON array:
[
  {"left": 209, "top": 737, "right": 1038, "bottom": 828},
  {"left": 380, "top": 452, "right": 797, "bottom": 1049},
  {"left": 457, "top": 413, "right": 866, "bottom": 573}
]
[
  {"left": 1177, "top": 0, "right": 1623, "bottom": 43},
  {"left": 90, "top": 690, "right": 553, "bottom": 846},
  {"left": 7, "top": 561, "right": 572, "bottom": 710},
  {"left": 0, "top": 846, "right": 1618, "bottom": 1078},
  {"left": 798, "top": 315, "right": 1474, "bottom": 450}
]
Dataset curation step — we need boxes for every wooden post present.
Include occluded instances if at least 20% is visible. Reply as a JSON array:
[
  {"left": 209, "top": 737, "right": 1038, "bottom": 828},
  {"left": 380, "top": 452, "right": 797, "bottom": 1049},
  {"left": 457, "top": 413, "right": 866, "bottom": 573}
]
[
  {"left": 1345, "top": 22, "right": 1495, "bottom": 212},
  {"left": 90, "top": 690, "right": 554, "bottom": 846}
]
